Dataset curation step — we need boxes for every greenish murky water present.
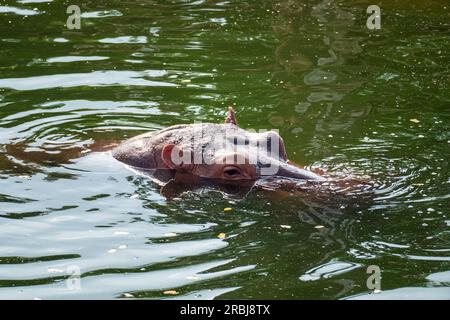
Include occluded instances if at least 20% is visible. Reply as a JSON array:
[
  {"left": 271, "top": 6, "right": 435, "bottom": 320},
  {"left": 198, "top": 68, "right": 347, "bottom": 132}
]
[{"left": 0, "top": 0, "right": 449, "bottom": 299}]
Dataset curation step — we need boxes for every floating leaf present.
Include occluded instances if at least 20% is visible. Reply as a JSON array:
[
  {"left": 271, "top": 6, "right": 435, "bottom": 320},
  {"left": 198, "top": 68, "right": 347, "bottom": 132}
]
[
  {"left": 163, "top": 290, "right": 179, "bottom": 295},
  {"left": 409, "top": 118, "right": 420, "bottom": 123},
  {"left": 223, "top": 207, "right": 232, "bottom": 212},
  {"left": 217, "top": 233, "right": 226, "bottom": 239}
]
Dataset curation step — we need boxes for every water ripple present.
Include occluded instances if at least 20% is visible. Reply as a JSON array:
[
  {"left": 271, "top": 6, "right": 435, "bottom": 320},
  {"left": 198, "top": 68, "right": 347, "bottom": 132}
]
[
  {"left": 0, "top": 70, "right": 176, "bottom": 91},
  {"left": 0, "top": 6, "right": 40, "bottom": 16}
]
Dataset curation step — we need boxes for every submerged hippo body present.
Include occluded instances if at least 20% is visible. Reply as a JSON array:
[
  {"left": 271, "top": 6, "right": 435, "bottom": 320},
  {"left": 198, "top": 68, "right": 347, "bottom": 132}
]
[{"left": 112, "top": 107, "right": 325, "bottom": 184}]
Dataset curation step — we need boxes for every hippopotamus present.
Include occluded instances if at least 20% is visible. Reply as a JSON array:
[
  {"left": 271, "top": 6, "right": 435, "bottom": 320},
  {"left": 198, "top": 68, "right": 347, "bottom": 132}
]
[{"left": 112, "top": 107, "right": 325, "bottom": 183}]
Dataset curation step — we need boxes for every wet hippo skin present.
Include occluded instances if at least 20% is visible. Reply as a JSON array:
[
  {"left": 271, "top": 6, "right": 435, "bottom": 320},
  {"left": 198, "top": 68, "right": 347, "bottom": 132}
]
[{"left": 112, "top": 107, "right": 325, "bottom": 183}]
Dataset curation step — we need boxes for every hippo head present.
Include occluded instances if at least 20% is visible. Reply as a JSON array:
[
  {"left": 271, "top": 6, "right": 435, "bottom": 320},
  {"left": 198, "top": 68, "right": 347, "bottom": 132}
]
[{"left": 112, "top": 107, "right": 325, "bottom": 183}]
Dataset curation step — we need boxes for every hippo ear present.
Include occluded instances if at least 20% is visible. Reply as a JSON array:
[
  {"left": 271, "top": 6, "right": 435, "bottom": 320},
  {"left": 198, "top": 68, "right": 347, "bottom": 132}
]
[
  {"left": 225, "top": 106, "right": 238, "bottom": 126},
  {"left": 162, "top": 144, "right": 192, "bottom": 171},
  {"left": 161, "top": 144, "right": 181, "bottom": 169}
]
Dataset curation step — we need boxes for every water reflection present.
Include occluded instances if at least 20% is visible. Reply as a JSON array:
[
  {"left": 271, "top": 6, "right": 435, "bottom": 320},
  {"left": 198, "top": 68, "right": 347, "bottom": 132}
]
[
  {"left": 271, "top": 0, "right": 366, "bottom": 144},
  {"left": 0, "top": 70, "right": 176, "bottom": 90}
]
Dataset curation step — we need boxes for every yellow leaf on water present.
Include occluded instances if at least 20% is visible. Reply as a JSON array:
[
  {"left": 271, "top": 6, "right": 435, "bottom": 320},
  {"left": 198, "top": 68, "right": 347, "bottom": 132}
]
[
  {"left": 217, "top": 233, "right": 226, "bottom": 239},
  {"left": 163, "top": 290, "right": 179, "bottom": 295},
  {"left": 223, "top": 207, "right": 232, "bottom": 212},
  {"left": 409, "top": 118, "right": 420, "bottom": 123}
]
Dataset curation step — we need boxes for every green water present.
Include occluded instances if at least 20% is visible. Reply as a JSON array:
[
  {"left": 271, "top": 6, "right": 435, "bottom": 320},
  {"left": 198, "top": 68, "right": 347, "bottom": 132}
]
[{"left": 0, "top": 0, "right": 449, "bottom": 299}]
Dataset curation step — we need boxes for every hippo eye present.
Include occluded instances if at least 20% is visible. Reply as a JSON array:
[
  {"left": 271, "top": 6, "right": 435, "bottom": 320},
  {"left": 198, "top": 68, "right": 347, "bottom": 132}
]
[{"left": 223, "top": 166, "right": 242, "bottom": 178}]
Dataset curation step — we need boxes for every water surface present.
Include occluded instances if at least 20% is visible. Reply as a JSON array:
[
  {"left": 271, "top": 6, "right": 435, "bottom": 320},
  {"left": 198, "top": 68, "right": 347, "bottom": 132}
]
[{"left": 0, "top": 0, "right": 449, "bottom": 299}]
